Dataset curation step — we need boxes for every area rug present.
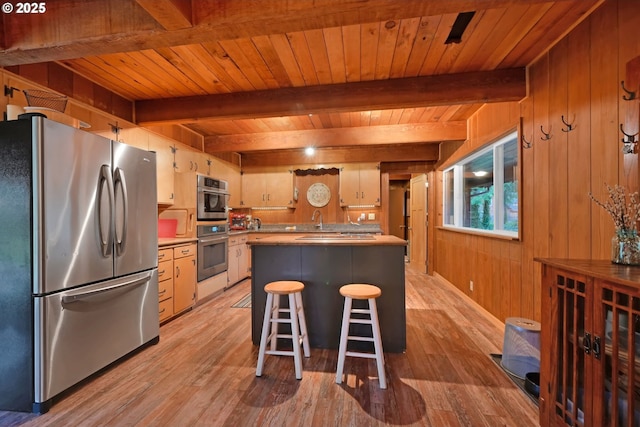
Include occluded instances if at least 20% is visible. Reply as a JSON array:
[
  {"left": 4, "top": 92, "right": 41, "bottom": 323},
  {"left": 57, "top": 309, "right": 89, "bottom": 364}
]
[
  {"left": 490, "top": 353, "right": 539, "bottom": 406},
  {"left": 231, "top": 293, "right": 251, "bottom": 308}
]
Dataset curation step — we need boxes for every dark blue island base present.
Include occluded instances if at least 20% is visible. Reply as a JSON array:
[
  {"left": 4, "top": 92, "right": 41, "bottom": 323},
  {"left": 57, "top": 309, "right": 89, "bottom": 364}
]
[{"left": 250, "top": 240, "right": 406, "bottom": 353}]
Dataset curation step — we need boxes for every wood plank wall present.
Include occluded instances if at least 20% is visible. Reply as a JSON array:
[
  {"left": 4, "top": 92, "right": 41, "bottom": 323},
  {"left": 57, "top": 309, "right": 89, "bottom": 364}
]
[{"left": 433, "top": 0, "right": 640, "bottom": 323}]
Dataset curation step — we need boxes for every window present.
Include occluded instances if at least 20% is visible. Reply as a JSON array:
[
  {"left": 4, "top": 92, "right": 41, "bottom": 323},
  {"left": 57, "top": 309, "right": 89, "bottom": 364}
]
[{"left": 443, "top": 130, "right": 519, "bottom": 237}]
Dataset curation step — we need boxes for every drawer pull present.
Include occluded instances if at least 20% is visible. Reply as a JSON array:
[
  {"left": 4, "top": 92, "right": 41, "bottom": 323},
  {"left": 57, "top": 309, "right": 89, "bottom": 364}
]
[
  {"left": 158, "top": 269, "right": 165, "bottom": 275},
  {"left": 159, "top": 308, "right": 166, "bottom": 314},
  {"left": 181, "top": 249, "right": 190, "bottom": 255},
  {"left": 159, "top": 289, "right": 166, "bottom": 295}
]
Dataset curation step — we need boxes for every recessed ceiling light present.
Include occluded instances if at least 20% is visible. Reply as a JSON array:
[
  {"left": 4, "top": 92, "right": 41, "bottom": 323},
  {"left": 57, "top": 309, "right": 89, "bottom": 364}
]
[{"left": 305, "top": 147, "right": 315, "bottom": 156}]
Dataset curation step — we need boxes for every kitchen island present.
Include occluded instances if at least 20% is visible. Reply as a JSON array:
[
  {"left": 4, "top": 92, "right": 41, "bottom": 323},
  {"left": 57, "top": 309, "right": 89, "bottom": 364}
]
[{"left": 249, "top": 234, "right": 407, "bottom": 352}]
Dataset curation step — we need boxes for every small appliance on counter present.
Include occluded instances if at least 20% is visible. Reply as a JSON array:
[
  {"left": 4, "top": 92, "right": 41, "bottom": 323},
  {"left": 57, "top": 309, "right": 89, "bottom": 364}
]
[{"left": 230, "top": 213, "right": 247, "bottom": 230}]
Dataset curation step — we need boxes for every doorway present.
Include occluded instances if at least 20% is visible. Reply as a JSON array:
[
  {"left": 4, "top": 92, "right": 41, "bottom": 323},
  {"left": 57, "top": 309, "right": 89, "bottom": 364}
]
[
  {"left": 409, "top": 174, "right": 427, "bottom": 273},
  {"left": 388, "top": 181, "right": 409, "bottom": 256}
]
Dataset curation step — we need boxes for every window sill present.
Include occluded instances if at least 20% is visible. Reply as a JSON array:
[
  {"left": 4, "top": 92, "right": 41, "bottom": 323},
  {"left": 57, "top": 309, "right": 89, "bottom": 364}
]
[{"left": 437, "top": 225, "right": 520, "bottom": 241}]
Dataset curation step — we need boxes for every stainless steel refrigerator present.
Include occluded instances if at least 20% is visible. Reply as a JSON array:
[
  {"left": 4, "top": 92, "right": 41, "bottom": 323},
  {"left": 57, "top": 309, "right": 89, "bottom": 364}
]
[{"left": 0, "top": 115, "right": 159, "bottom": 413}]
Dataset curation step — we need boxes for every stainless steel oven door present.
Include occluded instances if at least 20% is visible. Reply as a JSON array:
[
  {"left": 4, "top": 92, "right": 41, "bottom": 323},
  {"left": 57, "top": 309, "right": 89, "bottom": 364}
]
[
  {"left": 197, "top": 189, "right": 227, "bottom": 221},
  {"left": 197, "top": 234, "right": 228, "bottom": 281}
]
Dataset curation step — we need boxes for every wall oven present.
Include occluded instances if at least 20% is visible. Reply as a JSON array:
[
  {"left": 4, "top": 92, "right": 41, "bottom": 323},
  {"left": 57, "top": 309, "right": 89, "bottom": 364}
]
[
  {"left": 197, "top": 175, "right": 228, "bottom": 221},
  {"left": 197, "top": 222, "right": 229, "bottom": 282}
]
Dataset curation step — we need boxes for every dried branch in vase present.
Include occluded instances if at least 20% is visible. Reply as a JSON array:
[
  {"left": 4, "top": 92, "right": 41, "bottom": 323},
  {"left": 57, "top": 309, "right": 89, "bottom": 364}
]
[{"left": 589, "top": 184, "right": 640, "bottom": 233}]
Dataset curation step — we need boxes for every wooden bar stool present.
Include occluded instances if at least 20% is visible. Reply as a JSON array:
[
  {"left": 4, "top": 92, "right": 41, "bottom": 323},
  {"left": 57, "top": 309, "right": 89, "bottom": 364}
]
[
  {"left": 335, "top": 284, "right": 387, "bottom": 389},
  {"left": 256, "top": 280, "right": 310, "bottom": 380}
]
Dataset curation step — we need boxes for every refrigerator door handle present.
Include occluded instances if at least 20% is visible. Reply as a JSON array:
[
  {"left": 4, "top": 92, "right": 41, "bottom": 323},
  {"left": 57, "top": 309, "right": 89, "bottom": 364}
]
[
  {"left": 98, "top": 164, "right": 115, "bottom": 257},
  {"left": 61, "top": 271, "right": 152, "bottom": 304},
  {"left": 113, "top": 167, "right": 129, "bottom": 256}
]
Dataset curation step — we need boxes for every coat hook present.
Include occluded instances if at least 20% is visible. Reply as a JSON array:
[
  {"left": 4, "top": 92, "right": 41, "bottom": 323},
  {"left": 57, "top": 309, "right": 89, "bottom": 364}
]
[
  {"left": 620, "top": 124, "right": 639, "bottom": 154},
  {"left": 621, "top": 80, "right": 637, "bottom": 101},
  {"left": 540, "top": 125, "right": 551, "bottom": 141},
  {"left": 561, "top": 115, "right": 575, "bottom": 132},
  {"left": 4, "top": 85, "right": 19, "bottom": 97},
  {"left": 521, "top": 134, "right": 532, "bottom": 149}
]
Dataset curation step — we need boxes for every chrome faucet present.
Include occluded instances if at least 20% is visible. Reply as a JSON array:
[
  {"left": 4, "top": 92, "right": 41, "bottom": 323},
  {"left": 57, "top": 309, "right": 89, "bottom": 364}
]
[{"left": 311, "top": 209, "right": 323, "bottom": 230}]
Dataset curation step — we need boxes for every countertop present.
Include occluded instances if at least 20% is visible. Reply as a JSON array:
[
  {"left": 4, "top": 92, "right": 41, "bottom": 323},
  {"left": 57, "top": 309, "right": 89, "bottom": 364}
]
[
  {"left": 247, "top": 234, "right": 406, "bottom": 246},
  {"left": 250, "top": 223, "right": 382, "bottom": 234},
  {"left": 158, "top": 237, "right": 198, "bottom": 247}
]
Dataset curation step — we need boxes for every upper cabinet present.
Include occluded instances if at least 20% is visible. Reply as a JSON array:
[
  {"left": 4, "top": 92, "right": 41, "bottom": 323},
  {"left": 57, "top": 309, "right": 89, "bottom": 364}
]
[
  {"left": 241, "top": 168, "right": 295, "bottom": 208},
  {"left": 148, "top": 133, "right": 176, "bottom": 206},
  {"left": 174, "top": 144, "right": 206, "bottom": 174},
  {"left": 339, "top": 163, "right": 380, "bottom": 206}
]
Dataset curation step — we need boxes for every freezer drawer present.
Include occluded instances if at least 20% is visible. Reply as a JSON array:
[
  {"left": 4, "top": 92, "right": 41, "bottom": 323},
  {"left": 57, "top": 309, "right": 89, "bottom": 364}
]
[{"left": 33, "top": 269, "right": 159, "bottom": 407}]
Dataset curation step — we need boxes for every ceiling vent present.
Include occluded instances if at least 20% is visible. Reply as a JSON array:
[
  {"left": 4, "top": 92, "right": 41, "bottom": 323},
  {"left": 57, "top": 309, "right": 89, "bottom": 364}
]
[{"left": 445, "top": 11, "right": 475, "bottom": 44}]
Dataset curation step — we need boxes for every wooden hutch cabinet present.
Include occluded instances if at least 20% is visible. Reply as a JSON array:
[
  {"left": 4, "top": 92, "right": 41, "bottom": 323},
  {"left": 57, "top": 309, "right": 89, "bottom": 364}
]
[{"left": 538, "top": 259, "right": 640, "bottom": 427}]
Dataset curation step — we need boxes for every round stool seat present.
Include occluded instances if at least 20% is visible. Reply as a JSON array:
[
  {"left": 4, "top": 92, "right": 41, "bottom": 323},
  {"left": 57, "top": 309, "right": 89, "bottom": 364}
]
[
  {"left": 339, "top": 284, "right": 381, "bottom": 300},
  {"left": 265, "top": 280, "right": 305, "bottom": 295}
]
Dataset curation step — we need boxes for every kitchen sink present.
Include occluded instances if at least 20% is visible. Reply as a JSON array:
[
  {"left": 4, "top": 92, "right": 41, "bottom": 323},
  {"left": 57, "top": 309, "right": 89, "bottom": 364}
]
[{"left": 296, "top": 234, "right": 376, "bottom": 240}]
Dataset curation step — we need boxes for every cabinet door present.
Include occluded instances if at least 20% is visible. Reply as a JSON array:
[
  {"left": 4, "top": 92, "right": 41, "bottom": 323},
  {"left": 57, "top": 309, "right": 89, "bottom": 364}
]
[
  {"left": 359, "top": 165, "right": 381, "bottom": 205},
  {"left": 238, "top": 243, "right": 249, "bottom": 280},
  {"left": 227, "top": 241, "right": 239, "bottom": 285},
  {"left": 174, "top": 255, "right": 196, "bottom": 313},
  {"left": 119, "top": 127, "right": 149, "bottom": 151},
  {"left": 148, "top": 134, "right": 175, "bottom": 205},
  {"left": 339, "top": 164, "right": 362, "bottom": 206},
  {"left": 174, "top": 145, "right": 202, "bottom": 174},
  {"left": 241, "top": 172, "right": 267, "bottom": 207},
  {"left": 266, "top": 170, "right": 294, "bottom": 206},
  {"left": 548, "top": 269, "right": 589, "bottom": 427},
  {"left": 597, "top": 281, "right": 640, "bottom": 427}
]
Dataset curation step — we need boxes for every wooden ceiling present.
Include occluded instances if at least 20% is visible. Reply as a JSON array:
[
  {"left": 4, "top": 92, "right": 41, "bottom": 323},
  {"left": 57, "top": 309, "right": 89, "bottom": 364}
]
[{"left": 0, "top": 0, "right": 602, "bottom": 167}]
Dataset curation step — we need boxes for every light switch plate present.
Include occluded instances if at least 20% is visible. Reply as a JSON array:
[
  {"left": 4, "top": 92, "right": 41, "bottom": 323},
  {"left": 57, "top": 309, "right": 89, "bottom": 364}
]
[{"left": 368, "top": 213, "right": 375, "bottom": 220}]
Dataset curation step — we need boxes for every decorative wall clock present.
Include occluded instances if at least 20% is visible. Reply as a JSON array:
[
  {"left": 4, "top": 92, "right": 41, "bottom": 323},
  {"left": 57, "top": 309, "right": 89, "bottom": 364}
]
[{"left": 306, "top": 182, "right": 331, "bottom": 207}]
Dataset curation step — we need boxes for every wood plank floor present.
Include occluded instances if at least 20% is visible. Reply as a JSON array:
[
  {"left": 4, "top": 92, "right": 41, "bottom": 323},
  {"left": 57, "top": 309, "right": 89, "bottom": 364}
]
[{"left": 1, "top": 266, "right": 540, "bottom": 427}]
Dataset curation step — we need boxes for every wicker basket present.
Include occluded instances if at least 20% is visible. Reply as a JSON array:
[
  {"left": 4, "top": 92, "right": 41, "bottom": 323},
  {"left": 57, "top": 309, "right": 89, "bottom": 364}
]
[{"left": 23, "top": 89, "right": 68, "bottom": 113}]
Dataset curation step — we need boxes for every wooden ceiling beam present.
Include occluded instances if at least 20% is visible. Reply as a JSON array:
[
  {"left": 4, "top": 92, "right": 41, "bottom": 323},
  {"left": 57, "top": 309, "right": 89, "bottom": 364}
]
[
  {"left": 240, "top": 143, "right": 441, "bottom": 168},
  {"left": 205, "top": 122, "right": 465, "bottom": 153},
  {"left": 138, "top": 68, "right": 525, "bottom": 125},
  {"left": 0, "top": 0, "right": 575, "bottom": 65},
  {"left": 135, "top": 0, "right": 193, "bottom": 30}
]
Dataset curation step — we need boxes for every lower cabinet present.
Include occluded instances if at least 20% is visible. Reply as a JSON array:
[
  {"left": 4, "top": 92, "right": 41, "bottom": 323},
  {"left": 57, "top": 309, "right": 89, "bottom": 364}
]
[
  {"left": 158, "top": 248, "right": 174, "bottom": 322},
  {"left": 228, "top": 234, "right": 249, "bottom": 286},
  {"left": 539, "top": 259, "right": 640, "bottom": 427},
  {"left": 158, "top": 242, "right": 197, "bottom": 323}
]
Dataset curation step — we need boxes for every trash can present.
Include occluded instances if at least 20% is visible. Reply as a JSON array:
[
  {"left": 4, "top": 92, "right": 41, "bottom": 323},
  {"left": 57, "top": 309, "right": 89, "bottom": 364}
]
[{"left": 501, "top": 317, "right": 541, "bottom": 379}]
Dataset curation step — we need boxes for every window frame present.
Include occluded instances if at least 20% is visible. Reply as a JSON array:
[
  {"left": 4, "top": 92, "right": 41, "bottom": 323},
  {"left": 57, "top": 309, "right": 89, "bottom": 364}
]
[{"left": 442, "top": 129, "right": 520, "bottom": 239}]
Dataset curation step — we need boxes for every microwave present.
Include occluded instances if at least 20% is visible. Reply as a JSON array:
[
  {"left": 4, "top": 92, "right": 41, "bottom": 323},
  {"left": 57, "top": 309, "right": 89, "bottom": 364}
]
[{"left": 197, "top": 175, "right": 228, "bottom": 221}]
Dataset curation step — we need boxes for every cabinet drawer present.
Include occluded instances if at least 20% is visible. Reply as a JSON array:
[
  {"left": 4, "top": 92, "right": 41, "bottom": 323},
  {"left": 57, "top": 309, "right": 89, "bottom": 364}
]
[
  {"left": 229, "top": 236, "right": 239, "bottom": 246},
  {"left": 174, "top": 244, "right": 196, "bottom": 259},
  {"left": 158, "top": 259, "right": 173, "bottom": 282},
  {"left": 159, "top": 298, "right": 173, "bottom": 323},
  {"left": 158, "top": 278, "right": 173, "bottom": 302},
  {"left": 158, "top": 248, "right": 173, "bottom": 262}
]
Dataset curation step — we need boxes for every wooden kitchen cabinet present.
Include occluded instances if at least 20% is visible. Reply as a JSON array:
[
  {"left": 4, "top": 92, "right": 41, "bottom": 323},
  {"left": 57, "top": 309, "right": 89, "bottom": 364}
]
[
  {"left": 228, "top": 233, "right": 249, "bottom": 286},
  {"left": 158, "top": 243, "right": 196, "bottom": 323},
  {"left": 538, "top": 259, "right": 640, "bottom": 427},
  {"left": 148, "top": 133, "right": 176, "bottom": 205},
  {"left": 158, "top": 248, "right": 174, "bottom": 322},
  {"left": 339, "top": 163, "right": 380, "bottom": 206},
  {"left": 241, "top": 168, "right": 295, "bottom": 208},
  {"left": 173, "top": 243, "right": 197, "bottom": 315},
  {"left": 174, "top": 144, "right": 205, "bottom": 174}
]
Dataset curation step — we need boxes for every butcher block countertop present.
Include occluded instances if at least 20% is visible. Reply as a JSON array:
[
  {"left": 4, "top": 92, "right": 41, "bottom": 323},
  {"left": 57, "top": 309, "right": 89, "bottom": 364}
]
[
  {"left": 158, "top": 237, "right": 197, "bottom": 247},
  {"left": 247, "top": 234, "right": 406, "bottom": 246}
]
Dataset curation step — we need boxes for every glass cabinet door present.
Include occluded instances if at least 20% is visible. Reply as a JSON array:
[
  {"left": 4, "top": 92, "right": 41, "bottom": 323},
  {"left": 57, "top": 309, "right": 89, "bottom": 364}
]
[
  {"left": 599, "top": 283, "right": 640, "bottom": 427},
  {"left": 554, "top": 273, "right": 587, "bottom": 426}
]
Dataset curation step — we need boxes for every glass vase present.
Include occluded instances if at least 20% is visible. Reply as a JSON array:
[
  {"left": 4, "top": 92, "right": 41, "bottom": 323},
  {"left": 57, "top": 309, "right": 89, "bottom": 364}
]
[{"left": 611, "top": 230, "right": 640, "bottom": 266}]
